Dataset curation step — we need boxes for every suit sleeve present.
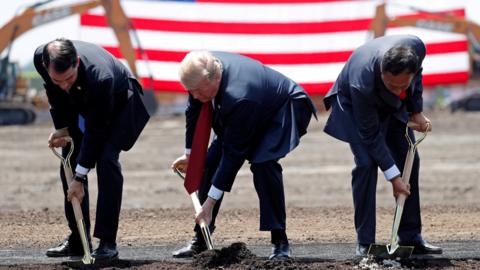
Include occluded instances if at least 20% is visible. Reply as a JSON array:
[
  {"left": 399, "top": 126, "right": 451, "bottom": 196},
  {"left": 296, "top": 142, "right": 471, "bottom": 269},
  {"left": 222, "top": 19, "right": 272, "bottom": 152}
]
[
  {"left": 351, "top": 87, "right": 397, "bottom": 174},
  {"left": 405, "top": 67, "right": 423, "bottom": 113},
  {"left": 211, "top": 100, "right": 260, "bottom": 191},
  {"left": 77, "top": 77, "right": 115, "bottom": 168}
]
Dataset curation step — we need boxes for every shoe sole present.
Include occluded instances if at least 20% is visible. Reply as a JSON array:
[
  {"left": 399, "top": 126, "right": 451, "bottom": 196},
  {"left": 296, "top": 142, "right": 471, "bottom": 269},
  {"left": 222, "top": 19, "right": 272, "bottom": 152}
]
[
  {"left": 46, "top": 252, "right": 83, "bottom": 258},
  {"left": 413, "top": 250, "right": 443, "bottom": 255}
]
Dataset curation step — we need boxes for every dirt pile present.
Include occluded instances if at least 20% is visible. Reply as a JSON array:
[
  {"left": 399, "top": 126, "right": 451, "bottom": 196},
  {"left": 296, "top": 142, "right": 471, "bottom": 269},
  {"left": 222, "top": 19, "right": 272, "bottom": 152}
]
[
  {"left": 193, "top": 242, "right": 316, "bottom": 270},
  {"left": 193, "top": 242, "right": 256, "bottom": 268}
]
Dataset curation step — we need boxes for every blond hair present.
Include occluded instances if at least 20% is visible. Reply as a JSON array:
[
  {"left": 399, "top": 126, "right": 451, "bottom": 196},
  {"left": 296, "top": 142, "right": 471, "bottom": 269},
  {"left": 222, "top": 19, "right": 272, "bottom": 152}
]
[{"left": 179, "top": 51, "right": 222, "bottom": 90}]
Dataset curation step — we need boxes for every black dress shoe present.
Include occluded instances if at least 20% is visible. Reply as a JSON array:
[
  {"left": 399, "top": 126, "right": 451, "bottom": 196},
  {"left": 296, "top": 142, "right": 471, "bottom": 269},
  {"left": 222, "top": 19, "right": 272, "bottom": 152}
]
[
  {"left": 400, "top": 239, "right": 443, "bottom": 255},
  {"left": 355, "top": 243, "right": 370, "bottom": 257},
  {"left": 46, "top": 239, "right": 84, "bottom": 257},
  {"left": 172, "top": 236, "right": 207, "bottom": 258},
  {"left": 92, "top": 241, "right": 119, "bottom": 261},
  {"left": 269, "top": 241, "right": 291, "bottom": 260}
]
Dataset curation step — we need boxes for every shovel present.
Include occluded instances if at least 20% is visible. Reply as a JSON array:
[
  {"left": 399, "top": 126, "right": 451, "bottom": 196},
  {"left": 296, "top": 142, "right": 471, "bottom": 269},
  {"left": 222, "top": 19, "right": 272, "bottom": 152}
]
[
  {"left": 368, "top": 122, "right": 430, "bottom": 259},
  {"left": 50, "top": 137, "right": 94, "bottom": 265},
  {"left": 174, "top": 168, "right": 215, "bottom": 250}
]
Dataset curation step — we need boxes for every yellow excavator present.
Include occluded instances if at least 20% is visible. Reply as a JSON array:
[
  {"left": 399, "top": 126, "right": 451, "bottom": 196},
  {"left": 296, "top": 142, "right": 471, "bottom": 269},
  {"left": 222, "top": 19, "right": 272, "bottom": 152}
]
[
  {"left": 0, "top": 0, "right": 156, "bottom": 125},
  {"left": 370, "top": 2, "right": 480, "bottom": 74}
]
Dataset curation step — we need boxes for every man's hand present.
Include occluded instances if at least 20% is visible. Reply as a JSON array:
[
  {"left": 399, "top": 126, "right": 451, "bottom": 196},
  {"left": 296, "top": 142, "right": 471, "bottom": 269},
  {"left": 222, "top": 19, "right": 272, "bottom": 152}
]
[
  {"left": 195, "top": 197, "right": 216, "bottom": 226},
  {"left": 391, "top": 176, "right": 410, "bottom": 199},
  {"left": 48, "top": 128, "right": 70, "bottom": 148},
  {"left": 171, "top": 154, "right": 189, "bottom": 173},
  {"left": 409, "top": 112, "right": 432, "bottom": 132},
  {"left": 67, "top": 180, "right": 85, "bottom": 203}
]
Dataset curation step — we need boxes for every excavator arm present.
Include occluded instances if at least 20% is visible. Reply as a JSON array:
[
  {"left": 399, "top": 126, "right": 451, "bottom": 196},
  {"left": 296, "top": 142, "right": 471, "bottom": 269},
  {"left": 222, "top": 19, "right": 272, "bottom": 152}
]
[
  {"left": 370, "top": 3, "right": 480, "bottom": 48},
  {"left": 0, "top": 0, "right": 156, "bottom": 125},
  {"left": 99, "top": 0, "right": 138, "bottom": 78},
  {"left": 0, "top": 0, "right": 138, "bottom": 77}
]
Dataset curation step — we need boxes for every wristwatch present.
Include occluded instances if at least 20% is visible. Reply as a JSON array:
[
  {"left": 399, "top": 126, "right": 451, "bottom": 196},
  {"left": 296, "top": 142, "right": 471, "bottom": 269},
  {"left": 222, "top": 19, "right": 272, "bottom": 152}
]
[{"left": 74, "top": 173, "right": 87, "bottom": 184}]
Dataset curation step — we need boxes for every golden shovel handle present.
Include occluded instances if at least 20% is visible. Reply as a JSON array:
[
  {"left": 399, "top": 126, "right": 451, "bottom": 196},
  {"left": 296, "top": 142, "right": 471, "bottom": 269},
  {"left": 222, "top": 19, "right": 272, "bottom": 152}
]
[
  {"left": 50, "top": 136, "right": 74, "bottom": 167},
  {"left": 49, "top": 137, "right": 94, "bottom": 265},
  {"left": 174, "top": 168, "right": 215, "bottom": 250},
  {"left": 387, "top": 122, "right": 431, "bottom": 255}
]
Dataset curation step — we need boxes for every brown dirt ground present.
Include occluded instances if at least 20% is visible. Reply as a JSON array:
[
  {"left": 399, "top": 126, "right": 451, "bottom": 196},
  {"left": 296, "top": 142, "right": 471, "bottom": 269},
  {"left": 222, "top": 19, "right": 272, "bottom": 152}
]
[{"left": 0, "top": 109, "right": 479, "bottom": 269}]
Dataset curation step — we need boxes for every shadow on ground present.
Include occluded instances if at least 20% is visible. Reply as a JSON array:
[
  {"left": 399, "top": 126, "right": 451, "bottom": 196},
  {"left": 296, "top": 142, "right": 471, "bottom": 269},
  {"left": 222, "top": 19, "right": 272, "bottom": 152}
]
[{"left": 4, "top": 242, "right": 479, "bottom": 270}]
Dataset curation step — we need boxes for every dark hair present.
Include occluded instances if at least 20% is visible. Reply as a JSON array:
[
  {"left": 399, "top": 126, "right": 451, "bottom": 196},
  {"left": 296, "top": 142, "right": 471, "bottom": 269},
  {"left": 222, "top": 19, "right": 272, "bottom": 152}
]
[
  {"left": 381, "top": 45, "right": 419, "bottom": 75},
  {"left": 42, "top": 38, "right": 78, "bottom": 73}
]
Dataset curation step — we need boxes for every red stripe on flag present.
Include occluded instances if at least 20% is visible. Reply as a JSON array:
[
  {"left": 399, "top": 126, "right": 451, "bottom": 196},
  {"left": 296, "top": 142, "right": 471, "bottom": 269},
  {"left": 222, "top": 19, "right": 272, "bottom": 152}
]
[
  {"left": 300, "top": 82, "right": 334, "bottom": 95},
  {"left": 104, "top": 40, "right": 467, "bottom": 65},
  {"left": 422, "top": 71, "right": 469, "bottom": 86},
  {"left": 104, "top": 46, "right": 353, "bottom": 64},
  {"left": 139, "top": 71, "right": 469, "bottom": 95},
  {"left": 140, "top": 78, "right": 334, "bottom": 95},
  {"left": 81, "top": 14, "right": 372, "bottom": 34},
  {"left": 425, "top": 41, "right": 468, "bottom": 54},
  {"left": 197, "top": 0, "right": 355, "bottom": 3},
  {"left": 81, "top": 8, "right": 465, "bottom": 35}
]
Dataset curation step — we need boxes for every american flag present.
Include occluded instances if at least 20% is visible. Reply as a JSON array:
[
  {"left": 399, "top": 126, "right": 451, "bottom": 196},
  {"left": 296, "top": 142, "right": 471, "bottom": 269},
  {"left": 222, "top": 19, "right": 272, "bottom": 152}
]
[{"left": 79, "top": 0, "right": 470, "bottom": 95}]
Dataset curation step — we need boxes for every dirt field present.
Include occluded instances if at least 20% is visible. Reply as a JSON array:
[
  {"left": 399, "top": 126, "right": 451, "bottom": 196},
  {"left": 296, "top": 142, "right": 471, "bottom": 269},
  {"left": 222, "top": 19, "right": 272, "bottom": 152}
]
[{"left": 0, "top": 109, "right": 479, "bottom": 269}]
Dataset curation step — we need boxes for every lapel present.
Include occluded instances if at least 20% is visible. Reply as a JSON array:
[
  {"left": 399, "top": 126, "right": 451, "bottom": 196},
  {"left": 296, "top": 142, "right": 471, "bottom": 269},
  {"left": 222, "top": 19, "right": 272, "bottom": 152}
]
[
  {"left": 68, "top": 62, "right": 88, "bottom": 113},
  {"left": 212, "top": 87, "right": 223, "bottom": 134}
]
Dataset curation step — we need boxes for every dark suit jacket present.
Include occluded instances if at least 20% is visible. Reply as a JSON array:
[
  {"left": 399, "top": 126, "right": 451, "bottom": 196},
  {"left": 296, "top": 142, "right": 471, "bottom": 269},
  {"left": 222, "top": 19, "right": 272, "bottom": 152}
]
[
  {"left": 34, "top": 40, "right": 149, "bottom": 168},
  {"left": 323, "top": 35, "right": 426, "bottom": 171},
  {"left": 185, "top": 52, "right": 316, "bottom": 192}
]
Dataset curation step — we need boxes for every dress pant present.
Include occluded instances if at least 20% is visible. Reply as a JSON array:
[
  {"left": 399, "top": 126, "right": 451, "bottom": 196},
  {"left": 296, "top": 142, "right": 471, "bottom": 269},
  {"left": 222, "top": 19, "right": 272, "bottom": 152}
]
[
  {"left": 61, "top": 129, "right": 90, "bottom": 245},
  {"left": 193, "top": 98, "right": 312, "bottom": 236},
  {"left": 61, "top": 129, "right": 123, "bottom": 244},
  {"left": 349, "top": 117, "right": 422, "bottom": 245},
  {"left": 194, "top": 140, "right": 287, "bottom": 235}
]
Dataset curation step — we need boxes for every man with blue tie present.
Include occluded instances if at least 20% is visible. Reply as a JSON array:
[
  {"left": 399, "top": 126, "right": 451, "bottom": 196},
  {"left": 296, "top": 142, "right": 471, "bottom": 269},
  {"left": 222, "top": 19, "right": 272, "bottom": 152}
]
[
  {"left": 323, "top": 35, "right": 442, "bottom": 256},
  {"left": 171, "top": 51, "right": 316, "bottom": 259},
  {"left": 34, "top": 38, "right": 150, "bottom": 261}
]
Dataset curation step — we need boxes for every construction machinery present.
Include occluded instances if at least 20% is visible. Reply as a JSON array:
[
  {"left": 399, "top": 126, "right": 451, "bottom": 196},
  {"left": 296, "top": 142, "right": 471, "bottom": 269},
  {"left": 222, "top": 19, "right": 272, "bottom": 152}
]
[
  {"left": 370, "top": 2, "right": 480, "bottom": 74},
  {"left": 370, "top": 2, "right": 480, "bottom": 112},
  {"left": 0, "top": 0, "right": 156, "bottom": 125}
]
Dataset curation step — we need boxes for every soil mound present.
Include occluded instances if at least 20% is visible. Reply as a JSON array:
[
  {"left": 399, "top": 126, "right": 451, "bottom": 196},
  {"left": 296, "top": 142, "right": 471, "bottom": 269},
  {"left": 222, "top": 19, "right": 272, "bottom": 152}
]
[
  {"left": 193, "top": 242, "right": 306, "bottom": 269},
  {"left": 193, "top": 242, "right": 256, "bottom": 268}
]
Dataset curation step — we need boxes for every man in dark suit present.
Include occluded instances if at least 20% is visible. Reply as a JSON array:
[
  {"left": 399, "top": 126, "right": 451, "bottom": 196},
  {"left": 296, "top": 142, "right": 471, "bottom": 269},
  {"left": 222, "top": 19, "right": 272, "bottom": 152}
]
[
  {"left": 171, "top": 51, "right": 316, "bottom": 259},
  {"left": 34, "top": 38, "right": 149, "bottom": 261},
  {"left": 323, "top": 35, "right": 442, "bottom": 256}
]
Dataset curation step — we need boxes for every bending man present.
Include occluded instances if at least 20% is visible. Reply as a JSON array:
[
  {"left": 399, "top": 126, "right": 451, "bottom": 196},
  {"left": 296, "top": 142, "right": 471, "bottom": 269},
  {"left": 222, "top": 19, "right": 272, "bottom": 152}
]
[
  {"left": 172, "top": 51, "right": 316, "bottom": 259},
  {"left": 34, "top": 38, "right": 149, "bottom": 261},
  {"left": 323, "top": 35, "right": 442, "bottom": 256}
]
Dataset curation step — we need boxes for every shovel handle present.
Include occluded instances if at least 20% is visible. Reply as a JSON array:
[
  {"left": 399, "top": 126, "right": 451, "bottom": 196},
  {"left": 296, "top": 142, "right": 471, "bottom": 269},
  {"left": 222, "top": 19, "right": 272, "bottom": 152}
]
[
  {"left": 190, "top": 192, "right": 215, "bottom": 250},
  {"left": 50, "top": 137, "right": 74, "bottom": 167},
  {"left": 174, "top": 168, "right": 215, "bottom": 250},
  {"left": 49, "top": 138, "right": 94, "bottom": 264},
  {"left": 407, "top": 121, "right": 431, "bottom": 132}
]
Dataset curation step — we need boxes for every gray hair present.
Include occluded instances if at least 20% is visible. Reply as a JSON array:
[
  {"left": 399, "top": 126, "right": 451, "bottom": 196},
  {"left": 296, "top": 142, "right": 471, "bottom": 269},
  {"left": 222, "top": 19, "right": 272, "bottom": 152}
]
[{"left": 178, "top": 51, "right": 222, "bottom": 90}]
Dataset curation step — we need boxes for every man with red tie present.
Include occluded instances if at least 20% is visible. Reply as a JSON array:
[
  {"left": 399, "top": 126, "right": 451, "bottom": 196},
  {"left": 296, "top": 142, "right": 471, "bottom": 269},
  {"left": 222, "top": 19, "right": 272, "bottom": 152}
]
[
  {"left": 323, "top": 35, "right": 442, "bottom": 256},
  {"left": 171, "top": 51, "right": 316, "bottom": 259}
]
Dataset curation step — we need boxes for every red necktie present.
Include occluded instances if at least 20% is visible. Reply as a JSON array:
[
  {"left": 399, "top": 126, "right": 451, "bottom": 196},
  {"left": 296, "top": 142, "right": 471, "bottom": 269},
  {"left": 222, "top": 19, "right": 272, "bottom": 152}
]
[{"left": 184, "top": 102, "right": 213, "bottom": 194}]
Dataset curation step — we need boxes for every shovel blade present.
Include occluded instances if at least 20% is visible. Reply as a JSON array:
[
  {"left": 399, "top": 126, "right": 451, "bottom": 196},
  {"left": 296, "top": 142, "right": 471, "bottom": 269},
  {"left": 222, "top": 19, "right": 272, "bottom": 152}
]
[{"left": 368, "top": 244, "right": 414, "bottom": 259}]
